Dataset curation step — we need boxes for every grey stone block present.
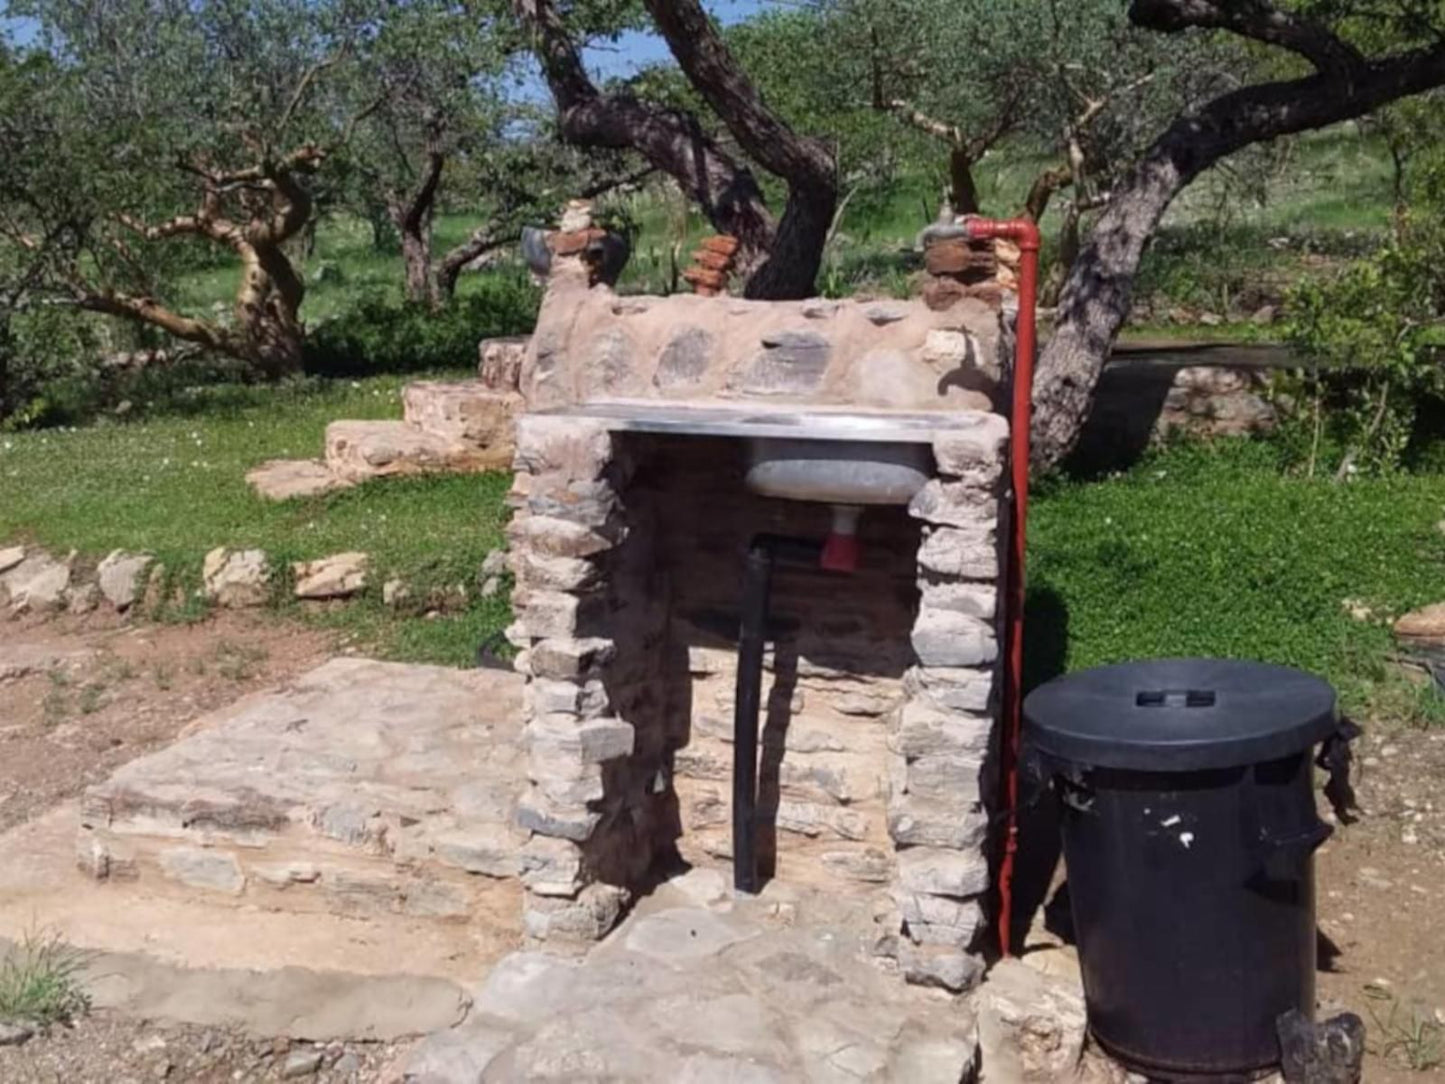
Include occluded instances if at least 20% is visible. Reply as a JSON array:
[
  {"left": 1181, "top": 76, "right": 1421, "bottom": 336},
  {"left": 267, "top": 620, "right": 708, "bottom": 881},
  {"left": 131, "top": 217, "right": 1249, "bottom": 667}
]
[{"left": 897, "top": 846, "right": 989, "bottom": 898}]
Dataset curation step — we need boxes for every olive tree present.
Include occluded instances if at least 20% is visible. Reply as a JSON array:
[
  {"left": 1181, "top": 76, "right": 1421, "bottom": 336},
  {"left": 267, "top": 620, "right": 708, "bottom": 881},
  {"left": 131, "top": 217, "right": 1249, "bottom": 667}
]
[{"left": 0, "top": 0, "right": 373, "bottom": 376}]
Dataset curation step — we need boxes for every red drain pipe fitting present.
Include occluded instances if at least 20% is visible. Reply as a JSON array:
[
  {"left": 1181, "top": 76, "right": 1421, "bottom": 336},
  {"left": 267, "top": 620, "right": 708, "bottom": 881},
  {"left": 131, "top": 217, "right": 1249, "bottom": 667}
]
[{"left": 962, "top": 216, "right": 1040, "bottom": 957}]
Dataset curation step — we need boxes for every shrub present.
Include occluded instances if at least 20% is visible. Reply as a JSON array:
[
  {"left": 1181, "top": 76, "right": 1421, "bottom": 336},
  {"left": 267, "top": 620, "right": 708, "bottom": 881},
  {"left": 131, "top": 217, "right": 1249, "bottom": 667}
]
[
  {"left": 1281, "top": 155, "right": 1445, "bottom": 477},
  {"left": 304, "top": 272, "right": 540, "bottom": 378}
]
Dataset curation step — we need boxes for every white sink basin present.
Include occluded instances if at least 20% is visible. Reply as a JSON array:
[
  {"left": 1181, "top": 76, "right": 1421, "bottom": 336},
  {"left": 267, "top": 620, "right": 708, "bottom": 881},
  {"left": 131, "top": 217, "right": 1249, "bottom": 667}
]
[{"left": 744, "top": 438, "right": 930, "bottom": 505}]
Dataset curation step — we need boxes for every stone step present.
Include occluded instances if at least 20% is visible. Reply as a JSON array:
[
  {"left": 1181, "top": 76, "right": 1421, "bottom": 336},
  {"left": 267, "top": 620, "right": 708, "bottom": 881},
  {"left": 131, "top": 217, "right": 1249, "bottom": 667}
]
[
  {"left": 245, "top": 458, "right": 354, "bottom": 501},
  {"left": 323, "top": 419, "right": 502, "bottom": 482},
  {"left": 401, "top": 380, "right": 521, "bottom": 455},
  {"left": 477, "top": 336, "right": 529, "bottom": 390},
  {"left": 0, "top": 805, "right": 479, "bottom": 1040},
  {"left": 77, "top": 658, "right": 531, "bottom": 927}
]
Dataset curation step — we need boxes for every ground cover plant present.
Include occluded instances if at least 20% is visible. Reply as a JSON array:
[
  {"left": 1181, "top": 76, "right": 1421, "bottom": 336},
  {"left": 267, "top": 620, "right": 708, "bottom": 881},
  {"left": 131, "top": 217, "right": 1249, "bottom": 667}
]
[
  {"left": 1028, "top": 437, "right": 1445, "bottom": 725},
  {"left": 0, "top": 374, "right": 512, "bottom": 666}
]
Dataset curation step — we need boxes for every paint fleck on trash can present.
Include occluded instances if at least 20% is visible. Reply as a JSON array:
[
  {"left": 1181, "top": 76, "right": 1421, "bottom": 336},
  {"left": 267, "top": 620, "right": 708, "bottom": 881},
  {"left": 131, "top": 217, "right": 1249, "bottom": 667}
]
[{"left": 1024, "top": 658, "right": 1352, "bottom": 1079}]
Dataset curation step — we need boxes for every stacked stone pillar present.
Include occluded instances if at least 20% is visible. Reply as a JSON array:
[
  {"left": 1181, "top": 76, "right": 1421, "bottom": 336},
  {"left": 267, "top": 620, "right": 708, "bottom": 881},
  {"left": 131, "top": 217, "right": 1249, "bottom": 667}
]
[
  {"left": 506, "top": 414, "right": 674, "bottom": 949},
  {"left": 886, "top": 412, "right": 1010, "bottom": 992}
]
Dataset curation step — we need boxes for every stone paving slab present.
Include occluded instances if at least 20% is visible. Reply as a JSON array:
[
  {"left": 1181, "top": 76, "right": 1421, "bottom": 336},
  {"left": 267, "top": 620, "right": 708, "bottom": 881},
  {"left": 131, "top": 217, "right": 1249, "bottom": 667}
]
[
  {"left": 79, "top": 658, "right": 530, "bottom": 925},
  {"left": 403, "top": 874, "right": 978, "bottom": 1083},
  {"left": 0, "top": 805, "right": 483, "bottom": 1040}
]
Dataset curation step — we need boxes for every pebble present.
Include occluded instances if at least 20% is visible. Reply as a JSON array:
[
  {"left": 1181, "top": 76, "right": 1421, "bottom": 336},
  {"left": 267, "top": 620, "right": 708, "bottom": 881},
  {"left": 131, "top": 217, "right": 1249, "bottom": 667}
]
[
  {"left": 281, "top": 1049, "right": 323, "bottom": 1078},
  {"left": 1382, "top": 745, "right": 1400, "bottom": 757},
  {"left": 1402, "top": 828, "right": 1419, "bottom": 845},
  {"left": 0, "top": 1020, "right": 34, "bottom": 1046},
  {"left": 333, "top": 1051, "right": 362, "bottom": 1076}
]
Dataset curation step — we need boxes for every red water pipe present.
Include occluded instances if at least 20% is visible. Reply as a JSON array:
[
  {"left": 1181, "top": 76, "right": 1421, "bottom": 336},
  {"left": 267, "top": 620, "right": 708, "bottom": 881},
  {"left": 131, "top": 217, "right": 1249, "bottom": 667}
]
[{"left": 963, "top": 216, "right": 1040, "bottom": 958}]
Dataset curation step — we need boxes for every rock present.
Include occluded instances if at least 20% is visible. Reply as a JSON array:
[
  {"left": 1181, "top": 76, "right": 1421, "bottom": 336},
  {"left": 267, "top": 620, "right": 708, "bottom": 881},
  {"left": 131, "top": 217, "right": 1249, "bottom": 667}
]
[
  {"left": 912, "top": 608, "right": 997, "bottom": 668},
  {"left": 1396, "top": 602, "right": 1445, "bottom": 641},
  {"left": 383, "top": 579, "right": 410, "bottom": 607},
  {"left": 624, "top": 908, "right": 757, "bottom": 961},
  {"left": 899, "top": 942, "right": 984, "bottom": 992},
  {"left": 324, "top": 420, "right": 497, "bottom": 482},
  {"left": 513, "top": 416, "right": 615, "bottom": 482},
  {"left": 0, "top": 1020, "right": 34, "bottom": 1046},
  {"left": 66, "top": 582, "right": 99, "bottom": 614},
  {"left": 898, "top": 847, "right": 989, "bottom": 898},
  {"left": 0, "top": 546, "right": 24, "bottom": 575},
  {"left": 863, "top": 302, "right": 908, "bottom": 325},
  {"left": 281, "top": 1048, "right": 324, "bottom": 1078},
  {"left": 921, "top": 328, "right": 973, "bottom": 370},
  {"left": 481, "top": 549, "right": 509, "bottom": 577},
  {"left": 1251, "top": 304, "right": 1278, "bottom": 326},
  {"left": 1277, "top": 1009, "right": 1365, "bottom": 1084},
  {"left": 333, "top": 1051, "right": 361, "bottom": 1076},
  {"left": 735, "top": 330, "right": 831, "bottom": 396},
  {"left": 1, "top": 551, "right": 71, "bottom": 614},
  {"left": 918, "top": 580, "right": 997, "bottom": 619},
  {"left": 917, "top": 527, "right": 998, "bottom": 580},
  {"left": 889, "top": 796, "right": 989, "bottom": 850},
  {"left": 820, "top": 848, "right": 892, "bottom": 883},
  {"left": 908, "top": 479, "right": 997, "bottom": 528},
  {"left": 202, "top": 548, "right": 271, "bottom": 608},
  {"left": 159, "top": 846, "right": 245, "bottom": 894},
  {"left": 931, "top": 415, "right": 1008, "bottom": 483},
  {"left": 245, "top": 459, "right": 351, "bottom": 501},
  {"left": 904, "top": 666, "right": 994, "bottom": 713},
  {"left": 654, "top": 327, "right": 714, "bottom": 394},
  {"left": 292, "top": 552, "right": 368, "bottom": 600},
  {"left": 893, "top": 702, "right": 992, "bottom": 758},
  {"left": 528, "top": 637, "right": 616, "bottom": 680},
  {"left": 977, "top": 958, "right": 1087, "bottom": 1082},
  {"left": 98, "top": 550, "right": 153, "bottom": 610},
  {"left": 478, "top": 336, "right": 530, "bottom": 390},
  {"left": 1199, "top": 311, "right": 1224, "bottom": 326},
  {"left": 433, "top": 825, "right": 520, "bottom": 878},
  {"left": 523, "top": 882, "right": 628, "bottom": 944}
]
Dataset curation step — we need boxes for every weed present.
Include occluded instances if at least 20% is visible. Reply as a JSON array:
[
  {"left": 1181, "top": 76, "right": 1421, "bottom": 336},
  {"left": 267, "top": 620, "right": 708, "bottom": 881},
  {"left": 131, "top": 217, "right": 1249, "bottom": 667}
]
[
  {"left": 76, "top": 683, "right": 106, "bottom": 715},
  {"left": 188, "top": 655, "right": 207, "bottom": 677},
  {"left": 214, "top": 640, "right": 267, "bottom": 682},
  {"left": 0, "top": 929, "right": 91, "bottom": 1027},
  {"left": 152, "top": 663, "right": 174, "bottom": 691},
  {"left": 1365, "top": 984, "right": 1444, "bottom": 1071}
]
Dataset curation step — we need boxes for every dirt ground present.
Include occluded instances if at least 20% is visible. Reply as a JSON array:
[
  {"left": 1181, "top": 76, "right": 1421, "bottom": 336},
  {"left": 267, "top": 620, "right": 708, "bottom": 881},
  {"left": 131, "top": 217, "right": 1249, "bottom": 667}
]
[
  {"left": 1314, "top": 726, "right": 1445, "bottom": 1081},
  {"left": 2, "top": 610, "right": 1444, "bottom": 1080},
  {"left": 0, "top": 609, "right": 331, "bottom": 835}
]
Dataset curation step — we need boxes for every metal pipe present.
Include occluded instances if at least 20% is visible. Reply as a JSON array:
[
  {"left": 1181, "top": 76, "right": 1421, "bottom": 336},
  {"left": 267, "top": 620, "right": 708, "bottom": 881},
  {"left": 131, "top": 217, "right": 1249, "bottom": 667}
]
[
  {"left": 732, "top": 534, "right": 825, "bottom": 894},
  {"left": 962, "top": 216, "right": 1041, "bottom": 956}
]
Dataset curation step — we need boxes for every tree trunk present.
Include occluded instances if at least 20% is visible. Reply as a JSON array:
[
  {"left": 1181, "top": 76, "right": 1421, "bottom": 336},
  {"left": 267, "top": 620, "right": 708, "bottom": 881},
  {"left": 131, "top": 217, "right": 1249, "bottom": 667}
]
[
  {"left": 396, "top": 206, "right": 438, "bottom": 308},
  {"left": 235, "top": 242, "right": 305, "bottom": 378},
  {"left": 434, "top": 227, "right": 518, "bottom": 301},
  {"left": 743, "top": 187, "right": 835, "bottom": 300},
  {"left": 949, "top": 145, "right": 981, "bottom": 216},
  {"left": 1032, "top": 42, "right": 1445, "bottom": 467}
]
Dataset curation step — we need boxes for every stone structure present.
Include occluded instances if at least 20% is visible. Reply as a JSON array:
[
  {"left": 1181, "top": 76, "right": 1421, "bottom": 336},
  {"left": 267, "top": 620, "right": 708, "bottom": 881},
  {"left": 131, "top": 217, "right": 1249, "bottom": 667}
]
[{"left": 503, "top": 228, "right": 1011, "bottom": 989}]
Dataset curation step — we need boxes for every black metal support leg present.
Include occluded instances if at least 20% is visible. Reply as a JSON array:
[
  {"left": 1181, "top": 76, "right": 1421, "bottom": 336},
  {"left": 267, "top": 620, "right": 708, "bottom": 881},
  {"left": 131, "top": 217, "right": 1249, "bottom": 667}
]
[{"left": 732, "top": 535, "right": 823, "bottom": 894}]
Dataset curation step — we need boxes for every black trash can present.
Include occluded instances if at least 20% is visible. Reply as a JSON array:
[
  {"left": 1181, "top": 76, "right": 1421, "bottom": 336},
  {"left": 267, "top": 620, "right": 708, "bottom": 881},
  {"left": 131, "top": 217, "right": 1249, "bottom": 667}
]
[{"left": 1023, "top": 658, "right": 1345, "bottom": 1080}]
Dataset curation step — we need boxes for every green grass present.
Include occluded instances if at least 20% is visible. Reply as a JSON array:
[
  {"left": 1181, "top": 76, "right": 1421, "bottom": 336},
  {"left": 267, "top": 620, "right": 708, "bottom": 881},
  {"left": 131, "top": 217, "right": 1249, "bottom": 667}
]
[
  {"left": 0, "top": 374, "right": 513, "bottom": 665},
  {"left": 1028, "top": 437, "right": 1445, "bottom": 724},
  {"left": 0, "top": 930, "right": 90, "bottom": 1028}
]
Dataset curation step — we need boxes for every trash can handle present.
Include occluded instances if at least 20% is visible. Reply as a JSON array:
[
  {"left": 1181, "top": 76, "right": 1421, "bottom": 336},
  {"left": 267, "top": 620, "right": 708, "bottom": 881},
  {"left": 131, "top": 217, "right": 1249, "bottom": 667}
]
[
  {"left": 1258, "top": 819, "right": 1333, "bottom": 880},
  {"left": 1135, "top": 689, "right": 1216, "bottom": 708}
]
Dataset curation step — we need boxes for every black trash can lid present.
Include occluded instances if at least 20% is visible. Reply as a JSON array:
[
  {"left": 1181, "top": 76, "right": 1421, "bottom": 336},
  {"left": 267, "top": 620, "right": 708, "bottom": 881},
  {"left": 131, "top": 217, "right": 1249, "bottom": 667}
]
[{"left": 1023, "top": 658, "right": 1337, "bottom": 772}]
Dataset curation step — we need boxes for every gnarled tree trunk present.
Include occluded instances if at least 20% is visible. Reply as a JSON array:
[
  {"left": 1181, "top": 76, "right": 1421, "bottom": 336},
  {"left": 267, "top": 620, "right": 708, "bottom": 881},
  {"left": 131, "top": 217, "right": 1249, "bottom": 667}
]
[{"left": 1033, "top": 22, "right": 1445, "bottom": 467}]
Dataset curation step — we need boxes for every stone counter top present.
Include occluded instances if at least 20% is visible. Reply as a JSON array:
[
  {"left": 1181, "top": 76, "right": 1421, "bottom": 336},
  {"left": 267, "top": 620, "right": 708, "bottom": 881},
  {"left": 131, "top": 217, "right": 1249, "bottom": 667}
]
[{"left": 529, "top": 400, "right": 1002, "bottom": 445}]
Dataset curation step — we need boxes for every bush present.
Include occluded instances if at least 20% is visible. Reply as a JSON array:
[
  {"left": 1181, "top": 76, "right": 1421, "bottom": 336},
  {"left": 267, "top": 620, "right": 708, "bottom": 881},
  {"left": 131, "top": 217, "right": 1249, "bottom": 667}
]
[
  {"left": 304, "top": 272, "right": 540, "bottom": 378},
  {"left": 1280, "top": 153, "right": 1445, "bottom": 476}
]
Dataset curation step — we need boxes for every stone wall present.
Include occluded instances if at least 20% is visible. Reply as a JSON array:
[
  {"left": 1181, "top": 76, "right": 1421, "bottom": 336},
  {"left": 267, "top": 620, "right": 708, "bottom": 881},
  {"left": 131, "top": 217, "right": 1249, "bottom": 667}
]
[
  {"left": 520, "top": 259, "right": 1005, "bottom": 415},
  {"left": 506, "top": 410, "right": 1009, "bottom": 991}
]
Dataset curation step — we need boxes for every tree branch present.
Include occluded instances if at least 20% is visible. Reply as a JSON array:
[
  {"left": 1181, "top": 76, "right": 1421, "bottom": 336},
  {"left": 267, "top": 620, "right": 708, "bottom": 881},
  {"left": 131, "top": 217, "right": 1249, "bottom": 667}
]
[
  {"left": 513, "top": 0, "right": 777, "bottom": 268},
  {"left": 74, "top": 289, "right": 236, "bottom": 352},
  {"left": 641, "top": 0, "right": 834, "bottom": 188},
  {"left": 1128, "top": 0, "right": 1364, "bottom": 72},
  {"left": 883, "top": 99, "right": 962, "bottom": 147}
]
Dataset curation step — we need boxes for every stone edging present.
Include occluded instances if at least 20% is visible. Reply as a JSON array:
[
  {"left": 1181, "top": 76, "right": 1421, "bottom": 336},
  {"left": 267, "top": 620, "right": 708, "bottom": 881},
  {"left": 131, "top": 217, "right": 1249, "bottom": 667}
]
[{"left": 0, "top": 544, "right": 511, "bottom": 619}]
